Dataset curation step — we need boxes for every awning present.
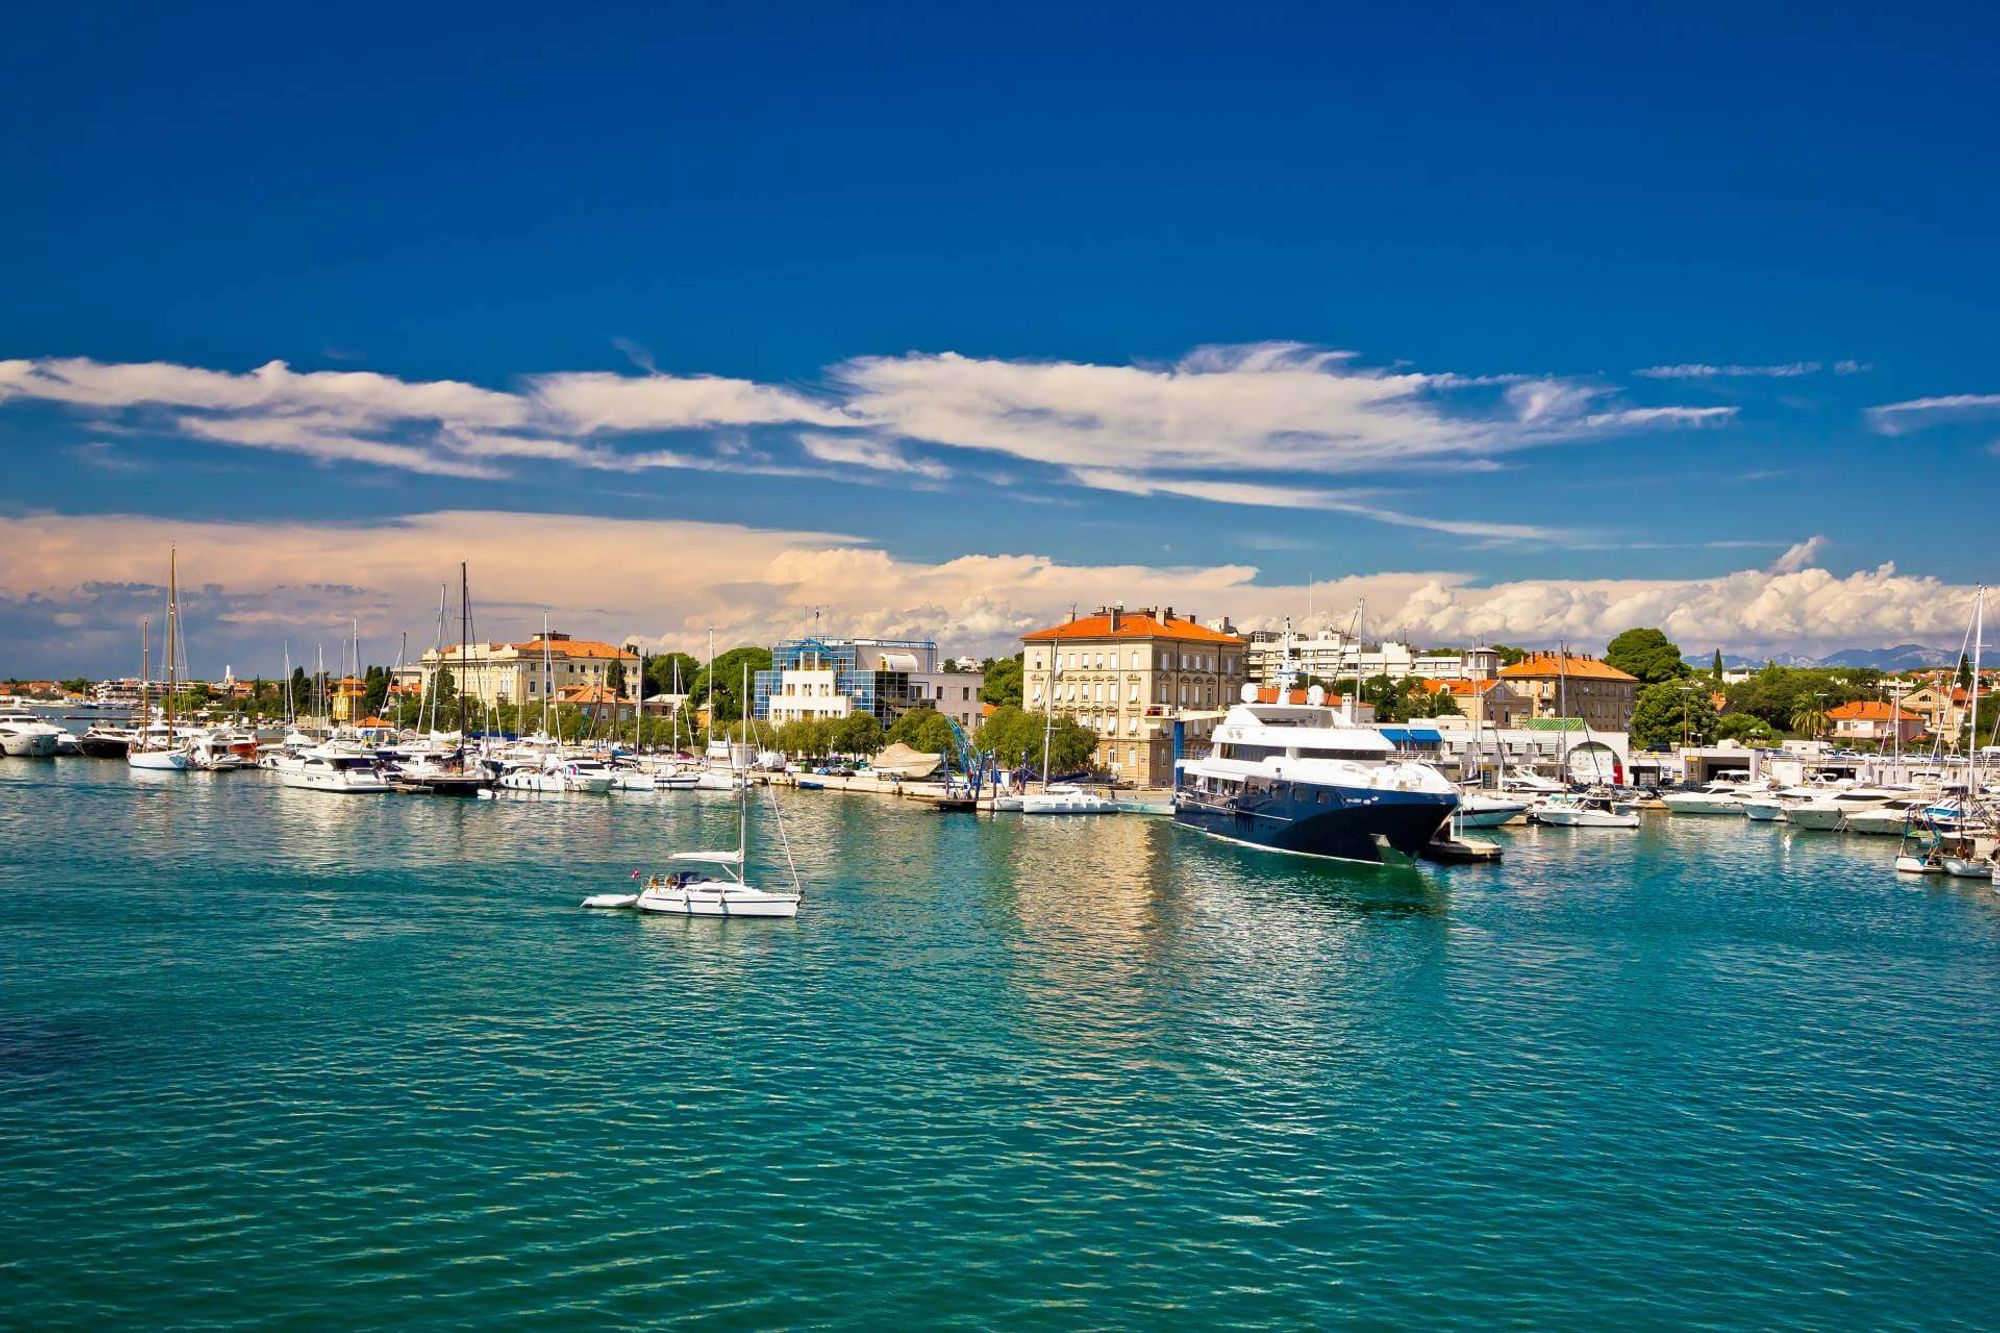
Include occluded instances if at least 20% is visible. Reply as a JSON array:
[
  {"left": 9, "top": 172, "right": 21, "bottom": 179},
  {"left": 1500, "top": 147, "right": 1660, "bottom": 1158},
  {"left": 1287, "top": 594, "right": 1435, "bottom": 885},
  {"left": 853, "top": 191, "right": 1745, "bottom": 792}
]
[{"left": 1379, "top": 727, "right": 1442, "bottom": 744}]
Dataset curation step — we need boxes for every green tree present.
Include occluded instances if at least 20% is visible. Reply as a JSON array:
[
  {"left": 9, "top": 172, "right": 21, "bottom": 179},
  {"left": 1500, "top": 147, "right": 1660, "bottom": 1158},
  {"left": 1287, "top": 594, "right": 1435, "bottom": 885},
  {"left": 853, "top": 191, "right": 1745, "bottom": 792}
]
[
  {"left": 60, "top": 676, "right": 93, "bottom": 695},
  {"left": 979, "top": 654, "right": 1024, "bottom": 707},
  {"left": 606, "top": 658, "right": 626, "bottom": 698},
  {"left": 1711, "top": 648, "right": 1725, "bottom": 681},
  {"left": 689, "top": 646, "right": 775, "bottom": 722},
  {"left": 1605, "top": 627, "right": 1691, "bottom": 685},
  {"left": 644, "top": 651, "right": 702, "bottom": 698},
  {"left": 361, "top": 664, "right": 389, "bottom": 718},
  {"left": 1958, "top": 653, "right": 1974, "bottom": 688},
  {"left": 976, "top": 705, "right": 1096, "bottom": 775},
  {"left": 1717, "top": 712, "right": 1777, "bottom": 745},
  {"left": 1630, "top": 680, "right": 1719, "bottom": 749},
  {"left": 832, "top": 712, "right": 885, "bottom": 757},
  {"left": 1789, "top": 698, "right": 1829, "bottom": 742},
  {"left": 887, "top": 707, "right": 958, "bottom": 756},
  {"left": 1489, "top": 644, "right": 1530, "bottom": 667},
  {"left": 288, "top": 666, "right": 310, "bottom": 715}
]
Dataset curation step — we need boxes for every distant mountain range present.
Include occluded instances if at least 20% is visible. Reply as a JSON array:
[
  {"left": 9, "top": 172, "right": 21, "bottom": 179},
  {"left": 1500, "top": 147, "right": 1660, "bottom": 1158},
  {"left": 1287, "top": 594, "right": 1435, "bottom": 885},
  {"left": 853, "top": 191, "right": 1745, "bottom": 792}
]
[{"left": 1689, "top": 644, "right": 1959, "bottom": 671}]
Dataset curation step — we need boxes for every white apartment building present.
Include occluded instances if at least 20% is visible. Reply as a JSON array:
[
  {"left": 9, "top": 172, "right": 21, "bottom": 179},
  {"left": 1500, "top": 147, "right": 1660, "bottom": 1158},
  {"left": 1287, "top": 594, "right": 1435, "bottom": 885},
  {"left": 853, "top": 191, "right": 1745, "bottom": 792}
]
[
  {"left": 413, "top": 631, "right": 639, "bottom": 708},
  {"left": 1244, "top": 629, "right": 1501, "bottom": 686}
]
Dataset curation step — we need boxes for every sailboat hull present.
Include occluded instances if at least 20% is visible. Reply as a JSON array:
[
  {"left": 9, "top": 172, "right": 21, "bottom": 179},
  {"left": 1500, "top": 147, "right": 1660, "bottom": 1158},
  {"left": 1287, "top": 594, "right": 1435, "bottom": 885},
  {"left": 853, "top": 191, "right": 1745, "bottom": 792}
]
[
  {"left": 635, "top": 884, "right": 801, "bottom": 918},
  {"left": 127, "top": 750, "right": 190, "bottom": 771}
]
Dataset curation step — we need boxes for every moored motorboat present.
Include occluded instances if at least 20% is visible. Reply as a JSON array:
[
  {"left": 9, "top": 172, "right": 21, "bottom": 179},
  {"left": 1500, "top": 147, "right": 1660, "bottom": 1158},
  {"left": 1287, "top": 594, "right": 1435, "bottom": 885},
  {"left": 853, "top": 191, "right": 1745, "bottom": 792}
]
[
  {"left": 0, "top": 711, "right": 64, "bottom": 758},
  {"left": 1021, "top": 784, "right": 1119, "bottom": 814},
  {"left": 1529, "top": 790, "right": 1641, "bottom": 828},
  {"left": 1660, "top": 782, "right": 1752, "bottom": 815},
  {"left": 277, "top": 750, "right": 393, "bottom": 792},
  {"left": 1453, "top": 791, "right": 1531, "bottom": 827}
]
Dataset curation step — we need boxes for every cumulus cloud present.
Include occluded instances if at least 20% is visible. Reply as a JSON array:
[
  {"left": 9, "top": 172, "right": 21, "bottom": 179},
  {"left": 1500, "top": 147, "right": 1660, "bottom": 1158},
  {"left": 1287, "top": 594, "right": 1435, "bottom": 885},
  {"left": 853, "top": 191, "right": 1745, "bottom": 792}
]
[
  {"left": 0, "top": 510, "right": 1977, "bottom": 675},
  {"left": 1866, "top": 392, "right": 2000, "bottom": 435}
]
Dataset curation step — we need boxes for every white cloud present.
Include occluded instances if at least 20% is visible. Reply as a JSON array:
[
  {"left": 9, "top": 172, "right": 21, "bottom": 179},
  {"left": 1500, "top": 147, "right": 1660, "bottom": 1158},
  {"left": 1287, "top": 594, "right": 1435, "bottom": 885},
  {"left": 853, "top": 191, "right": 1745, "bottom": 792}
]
[
  {"left": 798, "top": 432, "right": 951, "bottom": 480},
  {"left": 1866, "top": 392, "right": 2000, "bottom": 435},
  {"left": 1635, "top": 362, "right": 1822, "bottom": 379},
  {"left": 1833, "top": 360, "right": 1871, "bottom": 375},
  {"left": 835, "top": 343, "right": 1728, "bottom": 479},
  {"left": 2, "top": 346, "right": 1734, "bottom": 520},
  {"left": 525, "top": 371, "right": 849, "bottom": 433},
  {"left": 1769, "top": 535, "right": 1829, "bottom": 574},
  {"left": 1066, "top": 469, "right": 1570, "bottom": 541},
  {"left": 0, "top": 510, "right": 1977, "bottom": 674}
]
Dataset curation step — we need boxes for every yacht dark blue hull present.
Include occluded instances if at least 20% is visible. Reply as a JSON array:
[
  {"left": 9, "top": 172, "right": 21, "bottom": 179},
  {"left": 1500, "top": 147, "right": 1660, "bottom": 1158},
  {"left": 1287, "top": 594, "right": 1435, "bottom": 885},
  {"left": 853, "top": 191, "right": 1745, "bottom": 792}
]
[{"left": 1174, "top": 783, "right": 1458, "bottom": 864}]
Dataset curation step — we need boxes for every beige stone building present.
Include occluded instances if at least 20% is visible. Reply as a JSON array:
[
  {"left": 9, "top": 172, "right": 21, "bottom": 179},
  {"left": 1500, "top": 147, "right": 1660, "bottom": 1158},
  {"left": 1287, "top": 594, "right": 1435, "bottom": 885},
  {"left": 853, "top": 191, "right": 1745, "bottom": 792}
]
[
  {"left": 1497, "top": 653, "right": 1640, "bottom": 733},
  {"left": 1020, "top": 605, "right": 1247, "bottom": 785},
  {"left": 415, "top": 632, "right": 640, "bottom": 709}
]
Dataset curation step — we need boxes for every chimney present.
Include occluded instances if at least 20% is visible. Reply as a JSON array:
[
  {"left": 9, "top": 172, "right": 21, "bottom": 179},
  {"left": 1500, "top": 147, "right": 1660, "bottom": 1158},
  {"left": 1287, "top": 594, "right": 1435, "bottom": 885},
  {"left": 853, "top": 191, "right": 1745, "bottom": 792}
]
[
  {"left": 1108, "top": 605, "right": 1122, "bottom": 631},
  {"left": 1163, "top": 605, "right": 1174, "bottom": 623}
]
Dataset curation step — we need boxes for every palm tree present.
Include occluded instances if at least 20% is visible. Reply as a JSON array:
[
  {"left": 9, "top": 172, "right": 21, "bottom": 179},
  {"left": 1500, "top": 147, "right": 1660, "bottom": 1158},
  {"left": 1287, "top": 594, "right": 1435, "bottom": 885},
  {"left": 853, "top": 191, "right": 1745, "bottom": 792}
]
[{"left": 1790, "top": 699, "right": 1828, "bottom": 742}]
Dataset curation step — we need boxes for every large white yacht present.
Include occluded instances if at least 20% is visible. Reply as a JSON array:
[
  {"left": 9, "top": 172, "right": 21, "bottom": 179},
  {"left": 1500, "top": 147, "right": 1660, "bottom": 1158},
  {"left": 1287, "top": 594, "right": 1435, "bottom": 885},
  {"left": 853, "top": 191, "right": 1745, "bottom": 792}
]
[
  {"left": 1174, "top": 684, "right": 1459, "bottom": 865},
  {"left": 0, "top": 711, "right": 64, "bottom": 758}
]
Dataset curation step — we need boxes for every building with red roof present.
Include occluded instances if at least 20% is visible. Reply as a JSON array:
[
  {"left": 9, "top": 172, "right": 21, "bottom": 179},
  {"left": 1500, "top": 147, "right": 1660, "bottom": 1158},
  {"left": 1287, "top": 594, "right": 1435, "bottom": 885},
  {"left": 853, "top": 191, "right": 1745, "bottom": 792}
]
[{"left": 1020, "top": 605, "right": 1247, "bottom": 785}]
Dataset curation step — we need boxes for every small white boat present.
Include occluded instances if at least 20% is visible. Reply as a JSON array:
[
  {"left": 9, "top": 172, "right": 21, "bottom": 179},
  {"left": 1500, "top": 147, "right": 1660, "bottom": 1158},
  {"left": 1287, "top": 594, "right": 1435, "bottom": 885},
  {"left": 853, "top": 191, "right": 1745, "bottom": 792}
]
[
  {"left": 1844, "top": 799, "right": 1938, "bottom": 836},
  {"left": 1741, "top": 787, "right": 1816, "bottom": 822},
  {"left": 1529, "top": 790, "right": 1640, "bottom": 828},
  {"left": 559, "top": 758, "right": 616, "bottom": 794},
  {"left": 1021, "top": 784, "right": 1119, "bottom": 815},
  {"left": 694, "top": 767, "right": 747, "bottom": 791},
  {"left": 582, "top": 890, "right": 641, "bottom": 909},
  {"left": 127, "top": 746, "right": 192, "bottom": 771},
  {"left": 1453, "top": 791, "right": 1531, "bottom": 827},
  {"left": 989, "top": 793, "right": 1026, "bottom": 812},
  {"left": 278, "top": 751, "right": 392, "bottom": 792},
  {"left": 635, "top": 853, "right": 801, "bottom": 918},
  {"left": 1660, "top": 783, "right": 1751, "bottom": 815}
]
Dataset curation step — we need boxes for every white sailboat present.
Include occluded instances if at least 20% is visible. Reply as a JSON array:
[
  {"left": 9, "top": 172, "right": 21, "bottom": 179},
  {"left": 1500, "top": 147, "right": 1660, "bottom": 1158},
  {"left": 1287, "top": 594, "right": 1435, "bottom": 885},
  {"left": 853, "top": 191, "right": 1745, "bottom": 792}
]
[
  {"left": 588, "top": 769, "right": 804, "bottom": 917},
  {"left": 129, "top": 556, "right": 191, "bottom": 771}
]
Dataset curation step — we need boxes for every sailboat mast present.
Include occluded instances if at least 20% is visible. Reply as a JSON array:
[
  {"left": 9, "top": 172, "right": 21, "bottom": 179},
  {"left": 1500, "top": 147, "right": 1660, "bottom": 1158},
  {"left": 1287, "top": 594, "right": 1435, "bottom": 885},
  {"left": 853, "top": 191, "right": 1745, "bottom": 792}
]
[
  {"left": 459, "top": 563, "right": 471, "bottom": 741},
  {"left": 165, "top": 548, "right": 177, "bottom": 740},
  {"left": 139, "top": 616, "right": 149, "bottom": 740},
  {"left": 1969, "top": 588, "right": 1984, "bottom": 785}
]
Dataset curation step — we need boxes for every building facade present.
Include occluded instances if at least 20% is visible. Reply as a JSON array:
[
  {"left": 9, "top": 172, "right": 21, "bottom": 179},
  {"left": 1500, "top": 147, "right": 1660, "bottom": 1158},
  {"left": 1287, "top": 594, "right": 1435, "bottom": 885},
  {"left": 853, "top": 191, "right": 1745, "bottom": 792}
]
[
  {"left": 416, "top": 632, "right": 640, "bottom": 709},
  {"left": 755, "top": 637, "right": 985, "bottom": 733},
  {"left": 1021, "top": 605, "right": 1247, "bottom": 785},
  {"left": 1826, "top": 700, "right": 1926, "bottom": 746},
  {"left": 1244, "top": 630, "right": 1501, "bottom": 686},
  {"left": 1496, "top": 653, "right": 1640, "bottom": 733}
]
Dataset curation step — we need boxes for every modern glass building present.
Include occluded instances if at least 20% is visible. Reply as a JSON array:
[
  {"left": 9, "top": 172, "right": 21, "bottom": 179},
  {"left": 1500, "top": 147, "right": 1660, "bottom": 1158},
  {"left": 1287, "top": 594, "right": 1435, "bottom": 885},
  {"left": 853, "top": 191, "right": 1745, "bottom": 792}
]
[{"left": 755, "top": 636, "right": 982, "bottom": 730}]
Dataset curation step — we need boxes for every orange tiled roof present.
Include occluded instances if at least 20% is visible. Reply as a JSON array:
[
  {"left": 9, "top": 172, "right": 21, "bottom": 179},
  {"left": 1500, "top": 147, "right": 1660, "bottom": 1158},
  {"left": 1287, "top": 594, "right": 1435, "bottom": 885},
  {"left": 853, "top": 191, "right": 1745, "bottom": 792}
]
[
  {"left": 1828, "top": 701, "right": 1920, "bottom": 721},
  {"left": 1023, "top": 611, "right": 1244, "bottom": 645},
  {"left": 1445, "top": 679, "right": 1501, "bottom": 696},
  {"left": 556, "top": 684, "right": 625, "bottom": 705},
  {"left": 441, "top": 638, "right": 637, "bottom": 661},
  {"left": 1498, "top": 653, "right": 1639, "bottom": 683}
]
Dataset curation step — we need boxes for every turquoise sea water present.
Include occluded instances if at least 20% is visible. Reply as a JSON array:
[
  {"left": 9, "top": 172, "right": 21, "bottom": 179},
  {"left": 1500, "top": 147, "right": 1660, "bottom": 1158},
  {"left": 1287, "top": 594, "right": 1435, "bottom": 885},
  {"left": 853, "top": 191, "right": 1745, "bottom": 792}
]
[{"left": 3, "top": 759, "right": 1998, "bottom": 1329}]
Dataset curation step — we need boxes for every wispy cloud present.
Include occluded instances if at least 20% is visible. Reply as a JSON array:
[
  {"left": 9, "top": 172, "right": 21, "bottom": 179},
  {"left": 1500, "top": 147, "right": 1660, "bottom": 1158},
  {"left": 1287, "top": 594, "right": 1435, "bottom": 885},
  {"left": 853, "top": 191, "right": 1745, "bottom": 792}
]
[
  {"left": 1865, "top": 392, "right": 2000, "bottom": 435},
  {"left": 3, "top": 346, "right": 1736, "bottom": 519},
  {"left": 1635, "top": 361, "right": 1822, "bottom": 379},
  {"left": 1066, "top": 468, "right": 1571, "bottom": 542},
  {"left": 798, "top": 432, "right": 951, "bottom": 480}
]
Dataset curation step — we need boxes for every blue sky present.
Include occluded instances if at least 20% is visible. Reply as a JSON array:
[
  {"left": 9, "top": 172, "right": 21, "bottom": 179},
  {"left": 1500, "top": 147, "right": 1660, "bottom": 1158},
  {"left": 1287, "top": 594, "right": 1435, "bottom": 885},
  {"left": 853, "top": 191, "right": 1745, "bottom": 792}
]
[{"left": 2, "top": 3, "right": 1996, "bottom": 674}]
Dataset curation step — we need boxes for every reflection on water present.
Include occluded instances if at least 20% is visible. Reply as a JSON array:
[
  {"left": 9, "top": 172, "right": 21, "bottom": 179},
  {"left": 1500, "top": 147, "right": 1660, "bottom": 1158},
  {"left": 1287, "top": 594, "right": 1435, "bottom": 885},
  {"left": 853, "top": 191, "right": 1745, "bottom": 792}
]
[{"left": 3, "top": 757, "right": 2000, "bottom": 1329}]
